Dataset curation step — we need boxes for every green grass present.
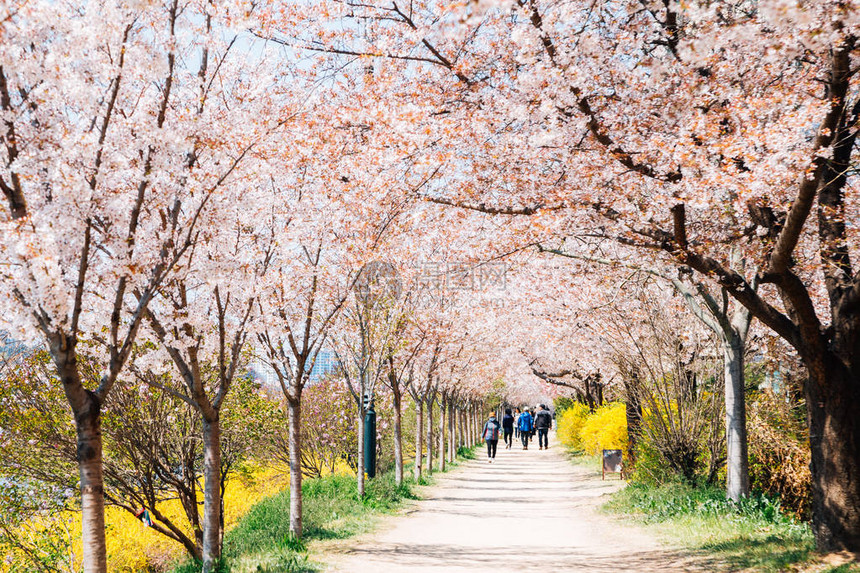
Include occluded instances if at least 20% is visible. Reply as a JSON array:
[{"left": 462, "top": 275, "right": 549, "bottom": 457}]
[
  {"left": 222, "top": 472, "right": 418, "bottom": 573},
  {"left": 456, "top": 445, "right": 477, "bottom": 460},
  {"left": 173, "top": 446, "right": 480, "bottom": 573},
  {"left": 604, "top": 481, "right": 826, "bottom": 572}
]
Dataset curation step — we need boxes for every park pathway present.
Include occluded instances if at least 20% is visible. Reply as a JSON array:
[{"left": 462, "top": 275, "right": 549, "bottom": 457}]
[{"left": 323, "top": 434, "right": 705, "bottom": 572}]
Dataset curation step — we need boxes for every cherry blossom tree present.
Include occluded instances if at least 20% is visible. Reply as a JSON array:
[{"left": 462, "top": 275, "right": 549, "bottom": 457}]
[
  {"left": 0, "top": 2, "right": 290, "bottom": 569},
  {"left": 256, "top": 214, "right": 357, "bottom": 538}
]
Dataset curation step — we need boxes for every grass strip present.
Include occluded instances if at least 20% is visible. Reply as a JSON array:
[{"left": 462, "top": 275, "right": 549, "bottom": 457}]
[
  {"left": 604, "top": 481, "right": 860, "bottom": 573},
  {"left": 173, "top": 446, "right": 479, "bottom": 573}
]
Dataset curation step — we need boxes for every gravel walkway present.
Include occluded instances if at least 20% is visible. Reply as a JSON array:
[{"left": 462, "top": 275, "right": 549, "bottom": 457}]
[{"left": 322, "top": 436, "right": 704, "bottom": 572}]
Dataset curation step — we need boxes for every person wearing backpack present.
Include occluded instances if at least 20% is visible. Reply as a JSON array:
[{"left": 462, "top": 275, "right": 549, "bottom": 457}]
[
  {"left": 517, "top": 408, "right": 533, "bottom": 450},
  {"left": 482, "top": 412, "right": 501, "bottom": 463},
  {"left": 534, "top": 404, "right": 553, "bottom": 450},
  {"left": 501, "top": 408, "right": 515, "bottom": 449}
]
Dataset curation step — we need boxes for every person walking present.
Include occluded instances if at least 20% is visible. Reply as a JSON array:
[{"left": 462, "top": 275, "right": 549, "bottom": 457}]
[
  {"left": 482, "top": 412, "right": 501, "bottom": 463},
  {"left": 502, "top": 408, "right": 515, "bottom": 449},
  {"left": 526, "top": 407, "right": 535, "bottom": 443},
  {"left": 517, "top": 407, "right": 533, "bottom": 450},
  {"left": 534, "top": 404, "right": 553, "bottom": 450},
  {"left": 513, "top": 408, "right": 521, "bottom": 440}
]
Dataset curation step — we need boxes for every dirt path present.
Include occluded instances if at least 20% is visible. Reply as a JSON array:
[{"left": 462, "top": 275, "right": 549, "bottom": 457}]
[{"left": 320, "top": 435, "right": 705, "bottom": 572}]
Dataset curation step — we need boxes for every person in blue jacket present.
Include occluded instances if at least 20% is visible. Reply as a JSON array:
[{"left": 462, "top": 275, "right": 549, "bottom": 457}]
[{"left": 517, "top": 407, "right": 533, "bottom": 450}]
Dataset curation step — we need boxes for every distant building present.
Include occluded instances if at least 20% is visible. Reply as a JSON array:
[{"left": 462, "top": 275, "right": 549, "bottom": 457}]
[
  {"left": 249, "top": 349, "right": 341, "bottom": 392},
  {"left": 310, "top": 350, "right": 338, "bottom": 381}
]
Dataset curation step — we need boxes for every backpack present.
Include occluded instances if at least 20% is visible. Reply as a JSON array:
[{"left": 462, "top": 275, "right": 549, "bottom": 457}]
[
  {"left": 535, "top": 410, "right": 551, "bottom": 429},
  {"left": 483, "top": 420, "right": 500, "bottom": 441}
]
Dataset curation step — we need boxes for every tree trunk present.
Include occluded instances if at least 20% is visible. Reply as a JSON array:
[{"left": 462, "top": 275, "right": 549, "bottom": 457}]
[
  {"left": 76, "top": 393, "right": 108, "bottom": 573},
  {"left": 202, "top": 416, "right": 222, "bottom": 573},
  {"left": 806, "top": 353, "right": 860, "bottom": 551},
  {"left": 724, "top": 337, "right": 750, "bottom": 502},
  {"left": 426, "top": 398, "right": 434, "bottom": 475},
  {"left": 465, "top": 404, "right": 471, "bottom": 447},
  {"left": 438, "top": 396, "right": 446, "bottom": 472},
  {"left": 447, "top": 400, "right": 455, "bottom": 462},
  {"left": 414, "top": 398, "right": 424, "bottom": 482},
  {"left": 623, "top": 378, "right": 643, "bottom": 465},
  {"left": 465, "top": 405, "right": 471, "bottom": 447},
  {"left": 459, "top": 408, "right": 465, "bottom": 448},
  {"left": 357, "top": 403, "right": 366, "bottom": 497},
  {"left": 454, "top": 407, "right": 460, "bottom": 451},
  {"left": 392, "top": 381, "right": 403, "bottom": 487},
  {"left": 585, "top": 379, "right": 595, "bottom": 413},
  {"left": 287, "top": 395, "right": 303, "bottom": 537}
]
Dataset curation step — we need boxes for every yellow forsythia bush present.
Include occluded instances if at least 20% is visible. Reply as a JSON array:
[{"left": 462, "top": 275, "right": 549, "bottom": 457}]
[
  {"left": 106, "top": 464, "right": 287, "bottom": 571},
  {"left": 556, "top": 403, "right": 590, "bottom": 450},
  {"left": 578, "top": 402, "right": 628, "bottom": 456}
]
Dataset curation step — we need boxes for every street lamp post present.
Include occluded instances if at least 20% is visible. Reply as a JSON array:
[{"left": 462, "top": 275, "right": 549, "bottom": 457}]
[{"left": 364, "top": 400, "right": 377, "bottom": 479}]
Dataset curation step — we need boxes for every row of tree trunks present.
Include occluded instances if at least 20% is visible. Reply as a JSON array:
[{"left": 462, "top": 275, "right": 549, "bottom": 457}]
[{"left": 409, "top": 390, "right": 481, "bottom": 485}]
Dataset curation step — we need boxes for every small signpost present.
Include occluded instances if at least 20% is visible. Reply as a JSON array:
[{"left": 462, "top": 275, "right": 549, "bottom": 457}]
[{"left": 602, "top": 449, "right": 624, "bottom": 480}]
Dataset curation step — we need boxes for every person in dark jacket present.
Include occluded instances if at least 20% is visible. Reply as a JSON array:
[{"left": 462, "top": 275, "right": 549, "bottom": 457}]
[
  {"left": 501, "top": 408, "right": 515, "bottom": 449},
  {"left": 482, "top": 412, "right": 501, "bottom": 463},
  {"left": 517, "top": 408, "right": 533, "bottom": 450},
  {"left": 534, "top": 404, "right": 553, "bottom": 450}
]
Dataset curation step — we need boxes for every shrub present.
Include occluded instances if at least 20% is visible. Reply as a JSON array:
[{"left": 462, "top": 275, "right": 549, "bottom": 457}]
[
  {"left": 747, "top": 391, "right": 811, "bottom": 520},
  {"left": 556, "top": 402, "right": 589, "bottom": 450},
  {"left": 630, "top": 433, "right": 682, "bottom": 486},
  {"left": 579, "top": 402, "right": 628, "bottom": 456}
]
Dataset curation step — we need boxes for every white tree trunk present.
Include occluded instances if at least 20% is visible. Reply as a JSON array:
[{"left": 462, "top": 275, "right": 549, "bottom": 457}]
[
  {"left": 287, "top": 396, "right": 303, "bottom": 537},
  {"left": 414, "top": 398, "right": 424, "bottom": 482},
  {"left": 426, "top": 398, "right": 434, "bottom": 475},
  {"left": 202, "top": 417, "right": 222, "bottom": 572},
  {"left": 447, "top": 400, "right": 455, "bottom": 462},
  {"left": 724, "top": 337, "right": 750, "bottom": 501},
  {"left": 470, "top": 404, "right": 476, "bottom": 447},
  {"left": 77, "top": 402, "right": 107, "bottom": 573},
  {"left": 457, "top": 408, "right": 463, "bottom": 449},
  {"left": 438, "top": 397, "right": 446, "bottom": 472},
  {"left": 393, "top": 383, "right": 403, "bottom": 487},
  {"left": 357, "top": 404, "right": 366, "bottom": 497}
]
